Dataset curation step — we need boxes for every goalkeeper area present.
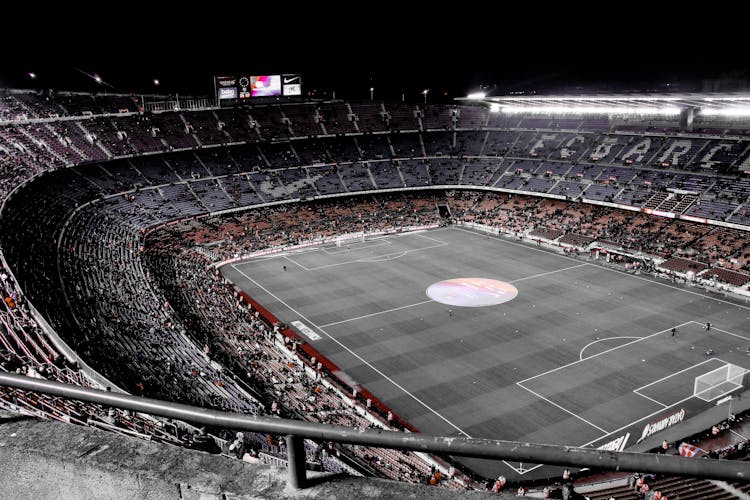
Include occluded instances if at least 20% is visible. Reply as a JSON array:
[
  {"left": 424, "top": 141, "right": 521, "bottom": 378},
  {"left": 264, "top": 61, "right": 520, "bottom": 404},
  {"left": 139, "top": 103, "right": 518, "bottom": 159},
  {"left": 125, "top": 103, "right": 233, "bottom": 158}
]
[{"left": 221, "top": 227, "right": 750, "bottom": 480}]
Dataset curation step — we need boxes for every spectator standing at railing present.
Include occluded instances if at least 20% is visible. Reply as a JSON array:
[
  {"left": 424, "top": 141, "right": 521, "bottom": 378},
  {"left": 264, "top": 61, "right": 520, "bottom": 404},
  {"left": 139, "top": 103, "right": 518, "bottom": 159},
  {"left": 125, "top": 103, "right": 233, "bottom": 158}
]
[
  {"left": 229, "top": 432, "right": 245, "bottom": 458},
  {"left": 640, "top": 482, "right": 649, "bottom": 498},
  {"left": 102, "top": 408, "right": 117, "bottom": 425},
  {"left": 491, "top": 475, "right": 506, "bottom": 492},
  {"left": 635, "top": 475, "right": 644, "bottom": 492}
]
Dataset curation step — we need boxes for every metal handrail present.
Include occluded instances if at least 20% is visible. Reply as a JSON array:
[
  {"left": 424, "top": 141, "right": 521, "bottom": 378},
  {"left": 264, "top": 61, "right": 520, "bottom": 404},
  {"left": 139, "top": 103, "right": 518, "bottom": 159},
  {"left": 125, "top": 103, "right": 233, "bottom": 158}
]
[{"left": 1, "top": 372, "right": 749, "bottom": 489}]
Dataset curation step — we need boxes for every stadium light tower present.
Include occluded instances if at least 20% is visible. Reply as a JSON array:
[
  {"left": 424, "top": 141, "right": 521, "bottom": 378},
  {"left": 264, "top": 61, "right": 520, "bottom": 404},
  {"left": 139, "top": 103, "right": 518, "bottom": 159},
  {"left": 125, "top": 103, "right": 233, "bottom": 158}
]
[
  {"left": 28, "top": 72, "right": 36, "bottom": 80},
  {"left": 422, "top": 89, "right": 429, "bottom": 104},
  {"left": 370, "top": 87, "right": 374, "bottom": 101}
]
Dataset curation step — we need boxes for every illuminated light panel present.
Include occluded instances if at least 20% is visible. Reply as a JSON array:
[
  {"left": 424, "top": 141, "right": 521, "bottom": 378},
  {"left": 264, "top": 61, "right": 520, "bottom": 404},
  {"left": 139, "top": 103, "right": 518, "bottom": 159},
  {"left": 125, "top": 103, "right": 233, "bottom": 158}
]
[
  {"left": 699, "top": 108, "right": 750, "bottom": 117},
  {"left": 500, "top": 105, "right": 681, "bottom": 116},
  {"left": 426, "top": 278, "right": 518, "bottom": 307}
]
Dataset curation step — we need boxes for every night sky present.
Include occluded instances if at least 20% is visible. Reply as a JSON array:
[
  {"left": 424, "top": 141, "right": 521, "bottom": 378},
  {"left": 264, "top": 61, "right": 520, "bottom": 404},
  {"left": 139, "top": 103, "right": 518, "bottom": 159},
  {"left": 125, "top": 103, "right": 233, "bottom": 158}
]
[{"left": 3, "top": 9, "right": 748, "bottom": 102}]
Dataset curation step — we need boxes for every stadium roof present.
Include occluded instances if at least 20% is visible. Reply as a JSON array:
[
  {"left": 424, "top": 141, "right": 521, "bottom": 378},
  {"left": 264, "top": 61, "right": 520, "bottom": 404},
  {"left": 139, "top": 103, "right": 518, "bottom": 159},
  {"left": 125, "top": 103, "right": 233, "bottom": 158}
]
[{"left": 459, "top": 93, "right": 750, "bottom": 117}]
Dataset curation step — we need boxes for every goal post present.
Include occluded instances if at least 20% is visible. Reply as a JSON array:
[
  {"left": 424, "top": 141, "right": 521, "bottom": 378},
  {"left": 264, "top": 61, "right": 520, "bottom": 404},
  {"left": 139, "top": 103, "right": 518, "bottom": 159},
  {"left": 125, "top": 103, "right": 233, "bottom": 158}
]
[{"left": 694, "top": 363, "right": 747, "bottom": 402}]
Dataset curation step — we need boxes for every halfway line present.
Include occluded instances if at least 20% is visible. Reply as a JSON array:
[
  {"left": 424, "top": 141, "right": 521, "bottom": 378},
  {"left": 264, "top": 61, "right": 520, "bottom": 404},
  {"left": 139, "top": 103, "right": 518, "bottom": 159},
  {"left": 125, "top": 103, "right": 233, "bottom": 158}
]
[
  {"left": 509, "top": 263, "right": 589, "bottom": 283},
  {"left": 320, "top": 300, "right": 434, "bottom": 328}
]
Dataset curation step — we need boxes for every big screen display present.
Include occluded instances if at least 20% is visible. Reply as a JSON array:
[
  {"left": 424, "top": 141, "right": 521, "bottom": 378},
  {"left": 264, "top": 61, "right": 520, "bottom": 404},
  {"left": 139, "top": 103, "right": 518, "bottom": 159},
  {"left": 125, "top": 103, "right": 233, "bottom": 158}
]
[
  {"left": 217, "top": 74, "right": 301, "bottom": 102},
  {"left": 250, "top": 75, "right": 282, "bottom": 97}
]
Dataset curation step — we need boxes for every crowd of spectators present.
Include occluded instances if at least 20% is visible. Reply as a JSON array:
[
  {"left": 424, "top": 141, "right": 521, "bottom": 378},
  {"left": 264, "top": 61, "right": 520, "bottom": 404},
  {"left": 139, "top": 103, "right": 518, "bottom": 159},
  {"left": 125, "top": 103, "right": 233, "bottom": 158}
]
[
  {"left": 449, "top": 191, "right": 750, "bottom": 277},
  {"left": 3, "top": 90, "right": 750, "bottom": 217},
  {"left": 142, "top": 193, "right": 460, "bottom": 484},
  {"left": 1, "top": 89, "right": 750, "bottom": 491},
  {"left": 0, "top": 264, "right": 192, "bottom": 450}
]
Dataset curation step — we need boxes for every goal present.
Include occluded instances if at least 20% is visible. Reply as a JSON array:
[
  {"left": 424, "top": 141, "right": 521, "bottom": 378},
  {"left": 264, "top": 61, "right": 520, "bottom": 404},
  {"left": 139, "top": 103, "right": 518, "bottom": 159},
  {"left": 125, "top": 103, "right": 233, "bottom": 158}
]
[
  {"left": 693, "top": 363, "right": 747, "bottom": 402},
  {"left": 334, "top": 233, "right": 366, "bottom": 248}
]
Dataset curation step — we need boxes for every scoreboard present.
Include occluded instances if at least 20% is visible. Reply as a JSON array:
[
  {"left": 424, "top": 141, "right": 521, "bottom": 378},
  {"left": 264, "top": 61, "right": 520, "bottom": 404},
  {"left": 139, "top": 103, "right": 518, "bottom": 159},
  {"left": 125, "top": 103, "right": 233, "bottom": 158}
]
[{"left": 216, "top": 73, "right": 302, "bottom": 103}]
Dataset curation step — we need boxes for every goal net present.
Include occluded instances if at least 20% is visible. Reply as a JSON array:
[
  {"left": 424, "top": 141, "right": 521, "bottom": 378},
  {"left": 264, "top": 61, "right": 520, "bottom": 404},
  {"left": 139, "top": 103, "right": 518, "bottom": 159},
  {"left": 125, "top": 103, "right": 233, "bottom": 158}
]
[{"left": 693, "top": 363, "right": 747, "bottom": 402}]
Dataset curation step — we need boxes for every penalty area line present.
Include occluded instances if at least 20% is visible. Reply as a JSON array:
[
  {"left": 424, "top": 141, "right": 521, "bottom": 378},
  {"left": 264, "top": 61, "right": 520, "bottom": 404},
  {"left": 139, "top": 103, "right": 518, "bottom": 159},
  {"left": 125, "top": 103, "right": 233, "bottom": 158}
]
[
  {"left": 632, "top": 390, "right": 668, "bottom": 408},
  {"left": 517, "top": 321, "right": 694, "bottom": 385},
  {"left": 695, "top": 322, "right": 750, "bottom": 342},
  {"left": 283, "top": 255, "right": 310, "bottom": 271}
]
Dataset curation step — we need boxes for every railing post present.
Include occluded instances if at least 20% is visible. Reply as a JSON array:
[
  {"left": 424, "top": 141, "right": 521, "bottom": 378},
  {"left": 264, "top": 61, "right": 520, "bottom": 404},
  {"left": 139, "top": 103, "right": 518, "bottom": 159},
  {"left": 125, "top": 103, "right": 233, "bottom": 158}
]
[{"left": 285, "top": 434, "right": 307, "bottom": 489}]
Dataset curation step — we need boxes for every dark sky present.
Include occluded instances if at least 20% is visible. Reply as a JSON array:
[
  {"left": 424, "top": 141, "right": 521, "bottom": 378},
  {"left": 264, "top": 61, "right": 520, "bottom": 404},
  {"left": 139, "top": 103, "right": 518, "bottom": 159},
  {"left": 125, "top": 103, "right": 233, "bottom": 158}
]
[{"left": 3, "top": 9, "right": 748, "bottom": 101}]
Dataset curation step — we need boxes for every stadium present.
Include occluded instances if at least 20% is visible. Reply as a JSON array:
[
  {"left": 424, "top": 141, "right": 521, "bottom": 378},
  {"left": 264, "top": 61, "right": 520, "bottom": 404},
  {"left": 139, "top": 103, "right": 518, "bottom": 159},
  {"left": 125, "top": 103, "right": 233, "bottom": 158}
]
[{"left": 2, "top": 51, "right": 750, "bottom": 498}]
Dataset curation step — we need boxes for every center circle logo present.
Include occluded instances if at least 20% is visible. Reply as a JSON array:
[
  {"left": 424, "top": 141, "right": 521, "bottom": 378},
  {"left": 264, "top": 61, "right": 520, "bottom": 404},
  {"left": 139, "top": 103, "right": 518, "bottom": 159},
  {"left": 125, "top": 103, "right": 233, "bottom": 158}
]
[{"left": 426, "top": 278, "right": 518, "bottom": 307}]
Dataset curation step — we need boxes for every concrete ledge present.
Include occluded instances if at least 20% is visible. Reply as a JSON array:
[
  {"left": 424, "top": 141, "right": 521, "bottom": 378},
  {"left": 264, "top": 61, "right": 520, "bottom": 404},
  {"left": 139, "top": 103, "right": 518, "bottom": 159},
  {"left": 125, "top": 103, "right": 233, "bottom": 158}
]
[{"left": 0, "top": 412, "right": 511, "bottom": 499}]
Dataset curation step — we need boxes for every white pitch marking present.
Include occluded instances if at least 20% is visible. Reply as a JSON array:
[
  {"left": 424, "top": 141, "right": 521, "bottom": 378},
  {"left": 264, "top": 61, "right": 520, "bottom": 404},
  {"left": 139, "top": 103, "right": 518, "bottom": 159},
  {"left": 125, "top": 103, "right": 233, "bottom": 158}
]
[
  {"left": 231, "top": 264, "right": 471, "bottom": 438},
  {"left": 232, "top": 228, "right": 750, "bottom": 475},
  {"left": 295, "top": 242, "right": 449, "bottom": 272},
  {"left": 231, "top": 230, "right": 434, "bottom": 268},
  {"left": 322, "top": 240, "right": 392, "bottom": 255},
  {"left": 452, "top": 225, "right": 750, "bottom": 313},
  {"left": 579, "top": 336, "right": 640, "bottom": 361},
  {"left": 509, "top": 263, "right": 589, "bottom": 284},
  {"left": 504, "top": 462, "right": 544, "bottom": 475},
  {"left": 632, "top": 357, "right": 722, "bottom": 392},
  {"left": 580, "top": 358, "right": 750, "bottom": 449},
  {"left": 283, "top": 255, "right": 310, "bottom": 271},
  {"left": 517, "top": 321, "right": 694, "bottom": 385},
  {"left": 632, "top": 391, "right": 668, "bottom": 408},
  {"left": 412, "top": 231, "right": 449, "bottom": 245},
  {"left": 516, "top": 382, "right": 610, "bottom": 433},
  {"left": 358, "top": 251, "right": 408, "bottom": 263},
  {"left": 580, "top": 388, "right": 709, "bottom": 449},
  {"left": 320, "top": 300, "right": 434, "bottom": 328},
  {"left": 699, "top": 322, "right": 750, "bottom": 342},
  {"left": 731, "top": 428, "right": 750, "bottom": 440}
]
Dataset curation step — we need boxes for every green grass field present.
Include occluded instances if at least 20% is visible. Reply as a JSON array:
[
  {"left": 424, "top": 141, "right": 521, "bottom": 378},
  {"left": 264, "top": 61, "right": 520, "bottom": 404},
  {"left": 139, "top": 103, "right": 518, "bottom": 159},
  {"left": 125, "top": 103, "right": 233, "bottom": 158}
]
[{"left": 221, "top": 227, "right": 750, "bottom": 479}]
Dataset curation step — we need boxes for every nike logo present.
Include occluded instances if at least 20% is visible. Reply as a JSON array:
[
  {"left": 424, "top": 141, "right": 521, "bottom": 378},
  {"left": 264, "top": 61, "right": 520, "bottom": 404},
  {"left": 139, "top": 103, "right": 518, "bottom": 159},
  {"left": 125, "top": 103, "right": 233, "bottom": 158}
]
[{"left": 284, "top": 76, "right": 300, "bottom": 84}]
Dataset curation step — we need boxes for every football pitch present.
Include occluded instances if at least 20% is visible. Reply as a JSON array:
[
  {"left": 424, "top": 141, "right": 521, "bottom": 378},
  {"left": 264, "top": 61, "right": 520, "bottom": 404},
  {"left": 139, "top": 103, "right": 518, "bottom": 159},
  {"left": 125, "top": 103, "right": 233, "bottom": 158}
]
[{"left": 221, "top": 227, "right": 750, "bottom": 479}]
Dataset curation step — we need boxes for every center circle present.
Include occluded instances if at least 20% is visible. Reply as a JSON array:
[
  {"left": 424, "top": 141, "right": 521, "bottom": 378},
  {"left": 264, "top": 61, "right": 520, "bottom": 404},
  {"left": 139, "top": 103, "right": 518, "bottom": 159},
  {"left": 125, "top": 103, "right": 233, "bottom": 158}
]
[{"left": 426, "top": 278, "right": 518, "bottom": 307}]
